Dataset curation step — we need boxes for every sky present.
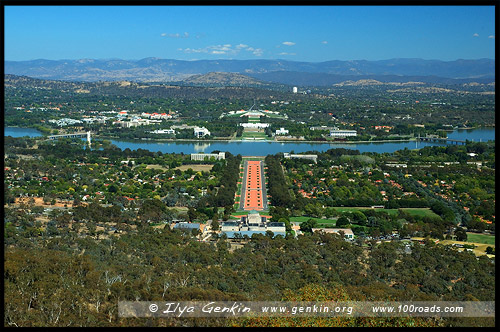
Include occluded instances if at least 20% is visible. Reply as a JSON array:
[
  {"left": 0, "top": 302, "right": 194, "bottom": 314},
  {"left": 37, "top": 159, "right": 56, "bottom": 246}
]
[{"left": 4, "top": 5, "right": 496, "bottom": 62}]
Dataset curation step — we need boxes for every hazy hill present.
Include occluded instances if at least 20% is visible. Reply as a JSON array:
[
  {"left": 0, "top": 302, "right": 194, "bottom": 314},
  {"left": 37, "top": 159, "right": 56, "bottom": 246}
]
[
  {"left": 247, "top": 71, "right": 495, "bottom": 86},
  {"left": 4, "top": 74, "right": 294, "bottom": 100},
  {"left": 178, "top": 72, "right": 267, "bottom": 87}
]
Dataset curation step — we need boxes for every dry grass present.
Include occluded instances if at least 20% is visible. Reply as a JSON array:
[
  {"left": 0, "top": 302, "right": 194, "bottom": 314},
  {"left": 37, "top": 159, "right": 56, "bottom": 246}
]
[
  {"left": 174, "top": 164, "right": 214, "bottom": 172},
  {"left": 145, "top": 164, "right": 169, "bottom": 171},
  {"left": 15, "top": 197, "right": 77, "bottom": 208},
  {"left": 439, "top": 239, "right": 494, "bottom": 257}
]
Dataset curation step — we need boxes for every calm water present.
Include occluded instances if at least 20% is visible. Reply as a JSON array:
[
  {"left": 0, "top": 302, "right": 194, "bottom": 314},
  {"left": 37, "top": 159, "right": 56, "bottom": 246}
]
[
  {"left": 4, "top": 127, "right": 495, "bottom": 155},
  {"left": 4, "top": 127, "right": 42, "bottom": 138},
  {"left": 447, "top": 128, "right": 495, "bottom": 141}
]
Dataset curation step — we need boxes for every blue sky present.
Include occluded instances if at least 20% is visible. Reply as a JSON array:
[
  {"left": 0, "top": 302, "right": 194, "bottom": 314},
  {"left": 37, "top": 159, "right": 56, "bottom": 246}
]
[{"left": 4, "top": 5, "right": 496, "bottom": 62}]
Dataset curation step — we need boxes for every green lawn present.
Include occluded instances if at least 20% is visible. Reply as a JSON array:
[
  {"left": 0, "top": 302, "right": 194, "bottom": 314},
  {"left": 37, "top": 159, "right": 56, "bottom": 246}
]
[
  {"left": 466, "top": 233, "right": 496, "bottom": 245},
  {"left": 230, "top": 210, "right": 270, "bottom": 218},
  {"left": 400, "top": 208, "right": 440, "bottom": 219},
  {"left": 331, "top": 207, "right": 440, "bottom": 219},
  {"left": 242, "top": 157, "right": 265, "bottom": 161},
  {"left": 333, "top": 207, "right": 381, "bottom": 213},
  {"left": 290, "top": 216, "right": 337, "bottom": 226},
  {"left": 262, "top": 113, "right": 286, "bottom": 119},
  {"left": 241, "top": 131, "right": 269, "bottom": 139},
  {"left": 317, "top": 219, "right": 337, "bottom": 224}
]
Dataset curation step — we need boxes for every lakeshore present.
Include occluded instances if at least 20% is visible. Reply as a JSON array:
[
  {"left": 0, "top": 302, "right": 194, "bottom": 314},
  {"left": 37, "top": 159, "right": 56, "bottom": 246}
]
[
  {"left": 96, "top": 134, "right": 416, "bottom": 144},
  {"left": 5, "top": 126, "right": 495, "bottom": 156}
]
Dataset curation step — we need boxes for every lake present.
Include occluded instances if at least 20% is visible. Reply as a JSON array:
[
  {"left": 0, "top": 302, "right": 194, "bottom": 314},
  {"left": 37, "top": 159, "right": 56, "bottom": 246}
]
[
  {"left": 4, "top": 127, "right": 43, "bottom": 138},
  {"left": 4, "top": 127, "right": 495, "bottom": 155}
]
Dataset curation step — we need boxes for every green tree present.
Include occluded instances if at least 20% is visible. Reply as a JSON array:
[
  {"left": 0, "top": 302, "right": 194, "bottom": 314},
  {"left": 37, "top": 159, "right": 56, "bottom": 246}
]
[
  {"left": 485, "top": 247, "right": 495, "bottom": 255},
  {"left": 138, "top": 199, "right": 167, "bottom": 223},
  {"left": 300, "top": 219, "right": 318, "bottom": 234},
  {"left": 336, "top": 215, "right": 350, "bottom": 228},
  {"left": 278, "top": 217, "right": 292, "bottom": 232},
  {"left": 350, "top": 210, "right": 367, "bottom": 226},
  {"left": 455, "top": 227, "right": 467, "bottom": 242},
  {"left": 211, "top": 220, "right": 220, "bottom": 232}
]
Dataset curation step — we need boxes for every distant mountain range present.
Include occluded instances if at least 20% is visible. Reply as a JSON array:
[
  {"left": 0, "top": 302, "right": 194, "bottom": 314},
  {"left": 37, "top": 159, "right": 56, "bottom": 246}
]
[{"left": 4, "top": 58, "right": 495, "bottom": 86}]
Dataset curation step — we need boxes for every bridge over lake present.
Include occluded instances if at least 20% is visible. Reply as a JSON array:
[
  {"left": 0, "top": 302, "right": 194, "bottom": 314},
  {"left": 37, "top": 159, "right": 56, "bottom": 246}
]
[
  {"left": 417, "top": 136, "right": 468, "bottom": 145},
  {"left": 47, "top": 131, "right": 92, "bottom": 146}
]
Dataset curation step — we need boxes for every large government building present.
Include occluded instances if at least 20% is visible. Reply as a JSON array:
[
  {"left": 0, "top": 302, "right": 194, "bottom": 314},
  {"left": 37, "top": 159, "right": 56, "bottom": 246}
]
[
  {"left": 221, "top": 210, "right": 286, "bottom": 238},
  {"left": 190, "top": 152, "right": 226, "bottom": 161}
]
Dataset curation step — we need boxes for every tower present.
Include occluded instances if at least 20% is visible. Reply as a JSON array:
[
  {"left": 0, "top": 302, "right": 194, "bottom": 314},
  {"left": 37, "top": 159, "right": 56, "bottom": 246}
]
[{"left": 87, "top": 131, "right": 91, "bottom": 148}]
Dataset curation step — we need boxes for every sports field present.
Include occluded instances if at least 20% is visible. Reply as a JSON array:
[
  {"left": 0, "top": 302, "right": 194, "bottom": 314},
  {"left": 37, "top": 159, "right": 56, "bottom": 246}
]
[
  {"left": 290, "top": 216, "right": 335, "bottom": 223},
  {"left": 466, "top": 233, "right": 495, "bottom": 245},
  {"left": 332, "top": 207, "right": 440, "bottom": 218},
  {"left": 290, "top": 216, "right": 337, "bottom": 227},
  {"left": 174, "top": 164, "right": 214, "bottom": 172}
]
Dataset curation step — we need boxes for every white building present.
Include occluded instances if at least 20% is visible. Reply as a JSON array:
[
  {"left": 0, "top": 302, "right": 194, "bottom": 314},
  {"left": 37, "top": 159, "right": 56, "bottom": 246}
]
[
  {"left": 293, "top": 87, "right": 298, "bottom": 93},
  {"left": 141, "top": 112, "right": 172, "bottom": 119},
  {"left": 194, "top": 127, "right": 211, "bottom": 138},
  {"left": 240, "top": 110, "right": 265, "bottom": 117},
  {"left": 283, "top": 153, "right": 317, "bottom": 163},
  {"left": 239, "top": 123, "right": 270, "bottom": 129},
  {"left": 221, "top": 221, "right": 240, "bottom": 232},
  {"left": 385, "top": 163, "right": 407, "bottom": 168},
  {"left": 220, "top": 211, "right": 288, "bottom": 238},
  {"left": 150, "top": 129, "right": 176, "bottom": 135},
  {"left": 310, "top": 126, "right": 336, "bottom": 131},
  {"left": 113, "top": 119, "right": 152, "bottom": 128},
  {"left": 247, "top": 223, "right": 266, "bottom": 231},
  {"left": 267, "top": 222, "right": 286, "bottom": 233},
  {"left": 275, "top": 128, "right": 289, "bottom": 135},
  {"left": 48, "top": 118, "right": 83, "bottom": 127},
  {"left": 190, "top": 152, "right": 226, "bottom": 161},
  {"left": 312, "top": 228, "right": 354, "bottom": 240},
  {"left": 329, "top": 128, "right": 357, "bottom": 137}
]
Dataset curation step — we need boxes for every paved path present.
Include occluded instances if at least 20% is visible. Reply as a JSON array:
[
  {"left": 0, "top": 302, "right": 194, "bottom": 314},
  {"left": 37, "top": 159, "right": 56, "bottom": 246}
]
[{"left": 240, "top": 160, "right": 268, "bottom": 211}]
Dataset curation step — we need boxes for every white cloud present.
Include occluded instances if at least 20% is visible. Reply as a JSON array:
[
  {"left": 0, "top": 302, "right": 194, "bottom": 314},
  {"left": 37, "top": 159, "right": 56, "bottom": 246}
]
[
  {"left": 252, "top": 48, "right": 264, "bottom": 56},
  {"left": 321, "top": 41, "right": 328, "bottom": 44},
  {"left": 282, "top": 41, "right": 296, "bottom": 46},
  {"left": 488, "top": 35, "right": 495, "bottom": 39},
  {"left": 182, "top": 47, "right": 203, "bottom": 53},
  {"left": 161, "top": 32, "right": 190, "bottom": 38},
  {"left": 279, "top": 52, "right": 296, "bottom": 56},
  {"left": 178, "top": 43, "right": 264, "bottom": 57},
  {"left": 473, "top": 33, "right": 479, "bottom": 37}
]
